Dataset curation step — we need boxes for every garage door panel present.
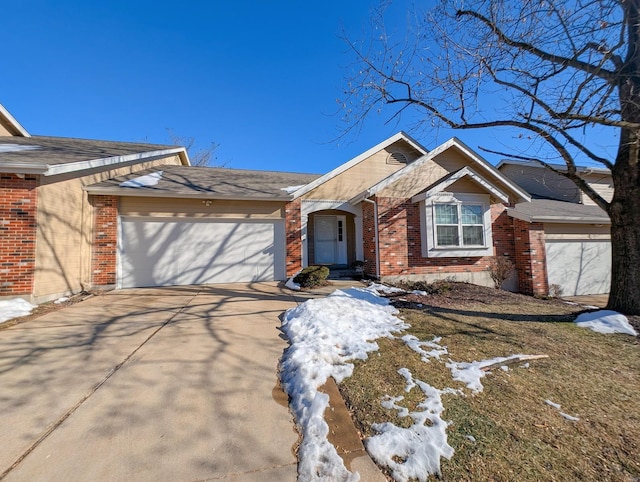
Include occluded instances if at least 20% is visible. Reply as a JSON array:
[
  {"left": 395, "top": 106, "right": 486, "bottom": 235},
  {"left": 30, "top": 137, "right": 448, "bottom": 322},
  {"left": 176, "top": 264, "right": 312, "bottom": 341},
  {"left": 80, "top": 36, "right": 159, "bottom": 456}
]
[
  {"left": 545, "top": 240, "right": 610, "bottom": 296},
  {"left": 120, "top": 219, "right": 284, "bottom": 288}
]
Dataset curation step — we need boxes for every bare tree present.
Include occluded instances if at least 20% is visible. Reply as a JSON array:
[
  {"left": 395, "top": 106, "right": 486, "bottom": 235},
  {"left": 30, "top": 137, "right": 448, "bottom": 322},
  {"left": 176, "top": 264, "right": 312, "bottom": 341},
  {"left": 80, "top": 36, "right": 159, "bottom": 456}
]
[
  {"left": 343, "top": 0, "right": 640, "bottom": 314},
  {"left": 166, "top": 129, "right": 222, "bottom": 167}
]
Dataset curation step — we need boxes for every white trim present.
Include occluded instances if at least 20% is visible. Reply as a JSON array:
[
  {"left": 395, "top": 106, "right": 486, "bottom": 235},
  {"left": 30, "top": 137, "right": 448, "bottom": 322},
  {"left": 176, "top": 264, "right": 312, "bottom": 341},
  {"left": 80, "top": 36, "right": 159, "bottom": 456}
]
[
  {"left": 421, "top": 193, "right": 494, "bottom": 258},
  {"left": 411, "top": 166, "right": 509, "bottom": 204},
  {"left": 292, "top": 132, "right": 427, "bottom": 199},
  {"left": 84, "top": 187, "right": 291, "bottom": 202},
  {"left": 46, "top": 148, "right": 188, "bottom": 176},
  {"left": 0, "top": 103, "right": 30, "bottom": 137}
]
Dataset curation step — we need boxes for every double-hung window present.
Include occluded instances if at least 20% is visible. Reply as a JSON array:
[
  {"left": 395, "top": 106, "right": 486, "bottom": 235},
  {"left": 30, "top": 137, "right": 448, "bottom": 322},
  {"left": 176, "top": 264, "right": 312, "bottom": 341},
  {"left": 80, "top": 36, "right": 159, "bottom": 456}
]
[
  {"left": 420, "top": 193, "right": 494, "bottom": 258},
  {"left": 435, "top": 203, "right": 484, "bottom": 247}
]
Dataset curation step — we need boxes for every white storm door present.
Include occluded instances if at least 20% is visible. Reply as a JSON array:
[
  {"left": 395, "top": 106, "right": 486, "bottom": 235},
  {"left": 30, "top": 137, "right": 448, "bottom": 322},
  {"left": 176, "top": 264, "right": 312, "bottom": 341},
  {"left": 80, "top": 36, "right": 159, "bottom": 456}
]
[{"left": 314, "top": 215, "right": 347, "bottom": 265}]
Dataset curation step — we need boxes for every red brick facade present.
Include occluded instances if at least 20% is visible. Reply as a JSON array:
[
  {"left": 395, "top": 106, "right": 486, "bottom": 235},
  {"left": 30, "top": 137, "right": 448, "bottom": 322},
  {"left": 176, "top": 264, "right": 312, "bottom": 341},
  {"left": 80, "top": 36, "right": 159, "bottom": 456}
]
[
  {"left": 0, "top": 174, "right": 38, "bottom": 295},
  {"left": 513, "top": 218, "right": 548, "bottom": 296},
  {"left": 362, "top": 201, "right": 377, "bottom": 275},
  {"left": 285, "top": 199, "right": 302, "bottom": 277},
  {"left": 90, "top": 195, "right": 118, "bottom": 287}
]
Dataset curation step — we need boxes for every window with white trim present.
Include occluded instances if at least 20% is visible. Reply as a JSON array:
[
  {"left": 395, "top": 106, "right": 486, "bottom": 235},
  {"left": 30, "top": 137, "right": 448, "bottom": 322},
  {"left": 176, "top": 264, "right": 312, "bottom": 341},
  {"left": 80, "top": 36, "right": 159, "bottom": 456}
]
[{"left": 420, "top": 193, "right": 494, "bottom": 258}]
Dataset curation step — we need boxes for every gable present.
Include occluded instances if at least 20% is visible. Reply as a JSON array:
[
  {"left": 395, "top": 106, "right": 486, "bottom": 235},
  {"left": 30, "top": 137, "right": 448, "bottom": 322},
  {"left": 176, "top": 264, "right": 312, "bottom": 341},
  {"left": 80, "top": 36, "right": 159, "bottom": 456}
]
[
  {"left": 356, "top": 138, "right": 530, "bottom": 204},
  {"left": 300, "top": 138, "right": 424, "bottom": 201},
  {"left": 0, "top": 104, "right": 30, "bottom": 137}
]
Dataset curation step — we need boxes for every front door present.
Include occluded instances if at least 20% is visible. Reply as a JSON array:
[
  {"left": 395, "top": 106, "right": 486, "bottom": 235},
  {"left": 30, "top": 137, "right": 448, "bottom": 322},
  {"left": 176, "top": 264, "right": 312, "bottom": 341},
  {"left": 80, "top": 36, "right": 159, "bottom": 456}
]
[{"left": 314, "top": 215, "right": 347, "bottom": 265}]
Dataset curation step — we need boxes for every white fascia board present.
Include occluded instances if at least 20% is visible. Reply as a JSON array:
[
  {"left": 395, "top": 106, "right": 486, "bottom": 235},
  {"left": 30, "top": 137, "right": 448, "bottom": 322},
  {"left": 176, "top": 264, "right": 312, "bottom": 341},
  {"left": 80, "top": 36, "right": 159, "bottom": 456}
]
[
  {"left": 411, "top": 166, "right": 510, "bottom": 204},
  {"left": 83, "top": 186, "right": 292, "bottom": 202},
  {"left": 291, "top": 131, "right": 428, "bottom": 199},
  {"left": 0, "top": 161, "right": 47, "bottom": 174},
  {"left": 0, "top": 104, "right": 30, "bottom": 137},
  {"left": 44, "top": 148, "right": 187, "bottom": 176},
  {"left": 447, "top": 137, "right": 531, "bottom": 202}
]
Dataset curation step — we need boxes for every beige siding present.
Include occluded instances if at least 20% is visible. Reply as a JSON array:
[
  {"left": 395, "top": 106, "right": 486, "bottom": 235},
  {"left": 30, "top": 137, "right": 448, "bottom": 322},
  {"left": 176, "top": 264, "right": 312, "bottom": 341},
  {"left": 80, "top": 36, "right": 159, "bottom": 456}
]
[
  {"left": 544, "top": 223, "right": 610, "bottom": 240},
  {"left": 0, "top": 123, "right": 12, "bottom": 136},
  {"left": 378, "top": 161, "right": 448, "bottom": 198},
  {"left": 34, "top": 156, "right": 182, "bottom": 300},
  {"left": 581, "top": 173, "right": 614, "bottom": 205},
  {"left": 120, "top": 197, "right": 286, "bottom": 219},
  {"left": 302, "top": 141, "right": 422, "bottom": 200}
]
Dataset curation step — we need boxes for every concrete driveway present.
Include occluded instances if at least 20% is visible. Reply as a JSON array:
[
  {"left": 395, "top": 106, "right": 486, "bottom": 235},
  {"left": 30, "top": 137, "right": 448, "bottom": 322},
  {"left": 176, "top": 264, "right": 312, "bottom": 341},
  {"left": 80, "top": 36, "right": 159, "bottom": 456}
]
[{"left": 0, "top": 283, "right": 307, "bottom": 481}]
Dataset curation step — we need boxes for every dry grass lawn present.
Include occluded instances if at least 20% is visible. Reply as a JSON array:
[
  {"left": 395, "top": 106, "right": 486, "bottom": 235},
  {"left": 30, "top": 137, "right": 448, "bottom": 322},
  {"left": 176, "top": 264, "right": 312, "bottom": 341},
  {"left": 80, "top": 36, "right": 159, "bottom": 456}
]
[{"left": 339, "top": 282, "right": 640, "bottom": 481}]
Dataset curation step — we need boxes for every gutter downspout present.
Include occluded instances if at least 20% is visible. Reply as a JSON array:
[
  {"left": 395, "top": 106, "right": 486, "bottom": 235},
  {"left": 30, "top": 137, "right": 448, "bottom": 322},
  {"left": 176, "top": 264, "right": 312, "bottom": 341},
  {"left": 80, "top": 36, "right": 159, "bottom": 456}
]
[{"left": 362, "top": 198, "right": 380, "bottom": 279}]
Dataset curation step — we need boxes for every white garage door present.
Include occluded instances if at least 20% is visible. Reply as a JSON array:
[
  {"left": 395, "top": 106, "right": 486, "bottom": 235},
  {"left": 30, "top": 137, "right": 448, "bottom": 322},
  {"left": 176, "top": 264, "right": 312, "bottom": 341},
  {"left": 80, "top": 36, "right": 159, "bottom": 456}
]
[
  {"left": 545, "top": 240, "right": 611, "bottom": 296},
  {"left": 119, "top": 218, "right": 285, "bottom": 288}
]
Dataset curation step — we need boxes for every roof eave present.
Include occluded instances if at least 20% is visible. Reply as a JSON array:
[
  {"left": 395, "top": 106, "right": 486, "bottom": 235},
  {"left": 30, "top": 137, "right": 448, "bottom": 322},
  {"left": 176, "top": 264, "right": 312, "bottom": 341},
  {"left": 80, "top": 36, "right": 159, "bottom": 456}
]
[
  {"left": 507, "top": 209, "right": 610, "bottom": 224},
  {"left": 0, "top": 104, "right": 30, "bottom": 137},
  {"left": 83, "top": 186, "right": 293, "bottom": 202},
  {"left": 44, "top": 147, "right": 188, "bottom": 176},
  {"left": 0, "top": 162, "right": 47, "bottom": 175}
]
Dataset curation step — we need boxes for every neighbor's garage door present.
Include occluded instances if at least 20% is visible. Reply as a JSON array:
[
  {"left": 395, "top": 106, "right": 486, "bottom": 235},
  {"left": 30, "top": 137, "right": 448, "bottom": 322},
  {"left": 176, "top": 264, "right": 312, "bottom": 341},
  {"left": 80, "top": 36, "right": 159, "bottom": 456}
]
[
  {"left": 119, "top": 218, "right": 285, "bottom": 288},
  {"left": 545, "top": 240, "right": 611, "bottom": 296}
]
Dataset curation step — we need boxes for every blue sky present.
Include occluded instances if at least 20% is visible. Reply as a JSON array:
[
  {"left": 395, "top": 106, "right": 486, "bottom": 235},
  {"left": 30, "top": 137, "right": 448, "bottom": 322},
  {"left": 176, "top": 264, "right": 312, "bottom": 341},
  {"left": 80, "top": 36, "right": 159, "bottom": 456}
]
[{"left": 1, "top": 1, "right": 615, "bottom": 173}]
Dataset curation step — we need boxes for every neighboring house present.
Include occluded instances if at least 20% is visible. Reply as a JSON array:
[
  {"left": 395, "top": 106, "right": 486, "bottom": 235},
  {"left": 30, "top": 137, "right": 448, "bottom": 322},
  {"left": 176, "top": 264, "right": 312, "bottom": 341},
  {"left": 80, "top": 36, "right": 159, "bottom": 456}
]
[
  {"left": 0, "top": 103, "right": 189, "bottom": 302},
  {"left": 498, "top": 160, "right": 612, "bottom": 296}
]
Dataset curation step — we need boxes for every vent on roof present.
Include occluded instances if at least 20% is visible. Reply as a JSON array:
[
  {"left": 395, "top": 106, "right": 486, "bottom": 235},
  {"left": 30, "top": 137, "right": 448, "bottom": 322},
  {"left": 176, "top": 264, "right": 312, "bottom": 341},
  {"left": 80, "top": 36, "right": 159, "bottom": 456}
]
[{"left": 386, "top": 151, "right": 408, "bottom": 165}]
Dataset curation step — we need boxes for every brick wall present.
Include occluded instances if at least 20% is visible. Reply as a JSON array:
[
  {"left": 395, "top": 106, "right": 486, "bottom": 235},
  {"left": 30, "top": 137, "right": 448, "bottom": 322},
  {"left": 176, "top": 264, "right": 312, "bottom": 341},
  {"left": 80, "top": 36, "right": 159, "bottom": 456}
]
[
  {"left": 91, "top": 195, "right": 118, "bottom": 287},
  {"left": 0, "top": 174, "right": 38, "bottom": 296},
  {"left": 375, "top": 196, "right": 504, "bottom": 278},
  {"left": 285, "top": 199, "right": 302, "bottom": 277},
  {"left": 513, "top": 218, "right": 548, "bottom": 296}
]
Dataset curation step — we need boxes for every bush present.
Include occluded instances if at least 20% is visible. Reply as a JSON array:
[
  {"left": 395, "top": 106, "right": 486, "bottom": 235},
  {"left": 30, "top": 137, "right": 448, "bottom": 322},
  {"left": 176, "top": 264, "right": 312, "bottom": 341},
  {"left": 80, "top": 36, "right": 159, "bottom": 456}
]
[
  {"left": 396, "top": 279, "right": 453, "bottom": 295},
  {"left": 293, "top": 265, "right": 330, "bottom": 289},
  {"left": 489, "top": 256, "right": 515, "bottom": 289}
]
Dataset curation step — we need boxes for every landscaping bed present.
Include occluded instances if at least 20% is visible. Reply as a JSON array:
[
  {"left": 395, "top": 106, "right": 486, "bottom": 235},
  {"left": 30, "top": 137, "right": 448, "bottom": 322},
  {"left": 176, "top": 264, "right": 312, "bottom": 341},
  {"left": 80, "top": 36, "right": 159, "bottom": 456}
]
[{"left": 339, "top": 282, "right": 640, "bottom": 481}]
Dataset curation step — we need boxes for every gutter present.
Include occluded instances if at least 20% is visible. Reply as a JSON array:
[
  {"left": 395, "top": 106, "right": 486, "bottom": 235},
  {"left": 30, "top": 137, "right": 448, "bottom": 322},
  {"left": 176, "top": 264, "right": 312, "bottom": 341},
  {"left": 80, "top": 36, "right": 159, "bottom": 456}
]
[
  {"left": 83, "top": 186, "right": 293, "bottom": 202},
  {"left": 362, "top": 198, "right": 380, "bottom": 279}
]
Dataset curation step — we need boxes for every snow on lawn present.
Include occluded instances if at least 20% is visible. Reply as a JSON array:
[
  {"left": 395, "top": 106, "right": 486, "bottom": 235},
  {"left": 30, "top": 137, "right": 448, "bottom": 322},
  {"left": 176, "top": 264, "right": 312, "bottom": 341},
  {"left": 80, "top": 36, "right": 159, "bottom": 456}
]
[
  {"left": 366, "top": 368, "right": 455, "bottom": 482},
  {"left": 0, "top": 298, "right": 36, "bottom": 324},
  {"left": 280, "top": 285, "right": 408, "bottom": 481},
  {"left": 575, "top": 310, "right": 638, "bottom": 336}
]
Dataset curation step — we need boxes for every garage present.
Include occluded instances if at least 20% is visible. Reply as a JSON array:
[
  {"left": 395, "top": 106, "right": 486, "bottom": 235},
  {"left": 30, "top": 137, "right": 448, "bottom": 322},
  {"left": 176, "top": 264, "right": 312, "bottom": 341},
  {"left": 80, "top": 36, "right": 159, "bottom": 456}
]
[
  {"left": 545, "top": 239, "right": 611, "bottom": 296},
  {"left": 119, "top": 217, "right": 286, "bottom": 288}
]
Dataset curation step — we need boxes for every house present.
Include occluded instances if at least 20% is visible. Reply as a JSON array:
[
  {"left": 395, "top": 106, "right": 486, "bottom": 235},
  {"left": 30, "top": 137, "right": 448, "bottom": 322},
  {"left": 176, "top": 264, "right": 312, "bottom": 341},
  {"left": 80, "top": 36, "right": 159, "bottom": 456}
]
[
  {"left": 0, "top": 103, "right": 189, "bottom": 302},
  {"left": 497, "top": 160, "right": 612, "bottom": 297},
  {"left": 85, "top": 132, "right": 533, "bottom": 293},
  {"left": 10, "top": 102, "right": 602, "bottom": 302}
]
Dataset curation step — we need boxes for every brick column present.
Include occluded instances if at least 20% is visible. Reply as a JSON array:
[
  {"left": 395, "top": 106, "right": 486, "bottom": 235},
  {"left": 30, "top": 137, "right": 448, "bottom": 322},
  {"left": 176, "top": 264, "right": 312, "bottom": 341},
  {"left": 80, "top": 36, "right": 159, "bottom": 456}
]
[
  {"left": 91, "top": 195, "right": 118, "bottom": 287},
  {"left": 513, "top": 218, "right": 548, "bottom": 296},
  {"left": 285, "top": 199, "right": 302, "bottom": 277},
  {"left": 0, "top": 174, "right": 38, "bottom": 296},
  {"left": 361, "top": 199, "right": 377, "bottom": 277}
]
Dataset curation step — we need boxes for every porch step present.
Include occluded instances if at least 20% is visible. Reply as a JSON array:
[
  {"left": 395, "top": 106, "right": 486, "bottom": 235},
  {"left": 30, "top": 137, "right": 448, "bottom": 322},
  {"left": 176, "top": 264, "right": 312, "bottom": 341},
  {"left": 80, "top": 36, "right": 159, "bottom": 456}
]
[{"left": 328, "top": 268, "right": 362, "bottom": 280}]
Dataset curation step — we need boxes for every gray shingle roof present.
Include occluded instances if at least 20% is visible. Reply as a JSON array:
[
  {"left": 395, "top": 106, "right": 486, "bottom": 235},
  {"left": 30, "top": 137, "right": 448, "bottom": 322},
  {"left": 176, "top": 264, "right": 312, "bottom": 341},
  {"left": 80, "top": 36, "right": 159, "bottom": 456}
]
[
  {"left": 0, "top": 135, "right": 182, "bottom": 173},
  {"left": 508, "top": 198, "right": 609, "bottom": 223},
  {"left": 85, "top": 165, "right": 321, "bottom": 200}
]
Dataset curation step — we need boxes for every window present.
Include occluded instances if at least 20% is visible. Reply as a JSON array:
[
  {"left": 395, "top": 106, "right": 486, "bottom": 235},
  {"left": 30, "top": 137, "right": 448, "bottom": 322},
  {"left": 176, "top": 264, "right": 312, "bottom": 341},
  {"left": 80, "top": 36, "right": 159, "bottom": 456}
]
[
  {"left": 420, "top": 193, "right": 494, "bottom": 258},
  {"left": 434, "top": 203, "right": 484, "bottom": 247}
]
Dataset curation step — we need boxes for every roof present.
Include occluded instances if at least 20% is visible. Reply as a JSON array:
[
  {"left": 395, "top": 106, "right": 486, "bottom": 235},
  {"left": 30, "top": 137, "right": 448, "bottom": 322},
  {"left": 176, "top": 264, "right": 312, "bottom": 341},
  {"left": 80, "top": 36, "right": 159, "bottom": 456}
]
[
  {"left": 0, "top": 135, "right": 190, "bottom": 175},
  {"left": 507, "top": 199, "right": 610, "bottom": 224},
  {"left": 496, "top": 159, "right": 611, "bottom": 176},
  {"left": 85, "top": 165, "right": 321, "bottom": 201},
  {"left": 292, "top": 131, "right": 427, "bottom": 199},
  {"left": 350, "top": 137, "right": 531, "bottom": 204}
]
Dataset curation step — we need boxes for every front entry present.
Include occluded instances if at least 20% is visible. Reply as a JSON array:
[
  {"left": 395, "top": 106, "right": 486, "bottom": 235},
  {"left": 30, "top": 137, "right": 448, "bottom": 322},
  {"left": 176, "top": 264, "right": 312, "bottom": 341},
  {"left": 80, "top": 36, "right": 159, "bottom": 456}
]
[{"left": 314, "top": 215, "right": 347, "bottom": 265}]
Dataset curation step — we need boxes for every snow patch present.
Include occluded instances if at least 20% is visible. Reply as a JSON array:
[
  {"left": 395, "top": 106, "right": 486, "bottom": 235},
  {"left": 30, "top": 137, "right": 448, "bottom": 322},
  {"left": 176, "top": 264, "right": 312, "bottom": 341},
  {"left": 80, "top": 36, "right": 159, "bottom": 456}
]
[
  {"left": 545, "top": 399, "right": 561, "bottom": 409},
  {"left": 560, "top": 412, "right": 580, "bottom": 422},
  {"left": 54, "top": 297, "right": 69, "bottom": 304},
  {"left": 366, "top": 368, "right": 454, "bottom": 481},
  {"left": 285, "top": 276, "right": 301, "bottom": 291},
  {"left": 446, "top": 354, "right": 532, "bottom": 394},
  {"left": 0, "top": 298, "right": 36, "bottom": 324},
  {"left": 280, "top": 184, "right": 306, "bottom": 194},
  {"left": 575, "top": 310, "right": 637, "bottom": 336},
  {"left": 119, "top": 171, "right": 163, "bottom": 188},
  {"left": 368, "top": 282, "right": 405, "bottom": 294},
  {"left": 402, "top": 335, "right": 448, "bottom": 362},
  {"left": 279, "top": 286, "right": 408, "bottom": 481}
]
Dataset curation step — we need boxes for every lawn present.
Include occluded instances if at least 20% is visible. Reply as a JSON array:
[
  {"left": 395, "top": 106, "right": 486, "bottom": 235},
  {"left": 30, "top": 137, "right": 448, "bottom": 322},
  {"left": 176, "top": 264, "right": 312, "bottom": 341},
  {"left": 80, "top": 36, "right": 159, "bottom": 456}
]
[{"left": 338, "top": 282, "right": 640, "bottom": 481}]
